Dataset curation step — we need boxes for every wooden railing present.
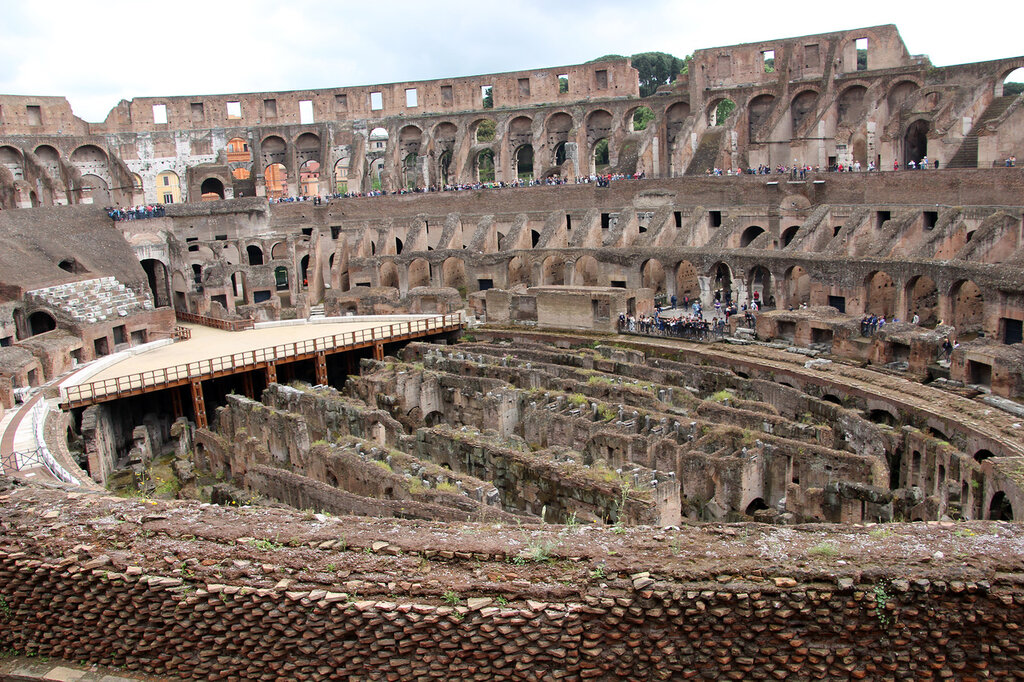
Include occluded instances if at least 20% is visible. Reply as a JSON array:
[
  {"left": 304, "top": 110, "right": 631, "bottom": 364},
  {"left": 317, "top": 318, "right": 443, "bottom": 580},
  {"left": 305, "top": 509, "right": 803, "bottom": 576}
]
[
  {"left": 61, "top": 313, "right": 463, "bottom": 408},
  {"left": 175, "top": 311, "right": 255, "bottom": 331}
]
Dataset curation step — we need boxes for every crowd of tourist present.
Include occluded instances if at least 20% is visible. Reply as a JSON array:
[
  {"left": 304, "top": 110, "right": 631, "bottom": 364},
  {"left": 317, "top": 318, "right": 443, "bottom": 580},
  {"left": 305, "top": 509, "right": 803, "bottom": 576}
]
[
  {"left": 702, "top": 157, "right": 960, "bottom": 177},
  {"left": 618, "top": 311, "right": 727, "bottom": 341},
  {"left": 106, "top": 204, "right": 167, "bottom": 221}
]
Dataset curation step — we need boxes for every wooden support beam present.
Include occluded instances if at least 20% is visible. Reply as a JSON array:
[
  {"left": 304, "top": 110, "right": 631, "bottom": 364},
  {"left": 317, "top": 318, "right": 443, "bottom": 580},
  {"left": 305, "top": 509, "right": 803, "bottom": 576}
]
[
  {"left": 170, "top": 387, "right": 184, "bottom": 420},
  {"left": 266, "top": 362, "right": 277, "bottom": 385},
  {"left": 242, "top": 372, "right": 255, "bottom": 399},
  {"left": 373, "top": 343, "right": 384, "bottom": 361},
  {"left": 315, "top": 351, "right": 328, "bottom": 386},
  {"left": 190, "top": 380, "right": 207, "bottom": 429}
]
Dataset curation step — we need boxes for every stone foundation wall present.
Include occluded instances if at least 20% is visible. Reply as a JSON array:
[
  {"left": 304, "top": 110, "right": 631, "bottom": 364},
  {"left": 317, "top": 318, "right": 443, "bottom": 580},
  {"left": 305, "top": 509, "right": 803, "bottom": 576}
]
[{"left": 1, "top": 547, "right": 1021, "bottom": 680}]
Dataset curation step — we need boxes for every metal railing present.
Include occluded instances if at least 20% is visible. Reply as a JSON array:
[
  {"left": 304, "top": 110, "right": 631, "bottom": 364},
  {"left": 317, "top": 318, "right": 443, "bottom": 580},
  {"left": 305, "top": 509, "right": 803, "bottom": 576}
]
[
  {"left": 176, "top": 311, "right": 255, "bottom": 331},
  {"left": 62, "top": 313, "right": 464, "bottom": 407}
]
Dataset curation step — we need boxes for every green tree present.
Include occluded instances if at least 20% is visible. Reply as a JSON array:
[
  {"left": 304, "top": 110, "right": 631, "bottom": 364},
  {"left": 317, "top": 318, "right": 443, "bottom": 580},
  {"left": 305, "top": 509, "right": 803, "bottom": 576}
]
[
  {"left": 1004, "top": 82, "right": 1024, "bottom": 96},
  {"left": 631, "top": 52, "right": 689, "bottom": 97},
  {"left": 482, "top": 86, "right": 493, "bottom": 109},
  {"left": 559, "top": 76, "right": 568, "bottom": 94},
  {"left": 632, "top": 106, "right": 655, "bottom": 131},
  {"left": 714, "top": 99, "right": 736, "bottom": 126}
]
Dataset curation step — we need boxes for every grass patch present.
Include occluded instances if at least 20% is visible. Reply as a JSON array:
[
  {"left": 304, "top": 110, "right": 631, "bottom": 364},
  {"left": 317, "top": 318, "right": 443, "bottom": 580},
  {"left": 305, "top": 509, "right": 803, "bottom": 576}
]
[{"left": 808, "top": 541, "right": 838, "bottom": 559}]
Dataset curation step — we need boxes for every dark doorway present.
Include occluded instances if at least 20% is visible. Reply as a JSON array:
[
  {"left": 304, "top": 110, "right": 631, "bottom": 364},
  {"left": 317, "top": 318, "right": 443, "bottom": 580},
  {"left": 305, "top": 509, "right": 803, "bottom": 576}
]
[
  {"left": 28, "top": 311, "right": 56, "bottom": 336},
  {"left": 904, "top": 120, "right": 929, "bottom": 166}
]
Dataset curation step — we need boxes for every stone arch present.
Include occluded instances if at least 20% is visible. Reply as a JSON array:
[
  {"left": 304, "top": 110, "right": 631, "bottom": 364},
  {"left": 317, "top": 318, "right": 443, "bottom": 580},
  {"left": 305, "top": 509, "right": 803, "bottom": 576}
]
[
  {"left": 263, "top": 163, "right": 287, "bottom": 199},
  {"left": 541, "top": 255, "right": 566, "bottom": 285},
  {"left": 408, "top": 258, "right": 431, "bottom": 289},
  {"left": 905, "top": 275, "right": 938, "bottom": 325},
  {"left": 472, "top": 118, "right": 496, "bottom": 144},
  {"left": 220, "top": 242, "right": 240, "bottom": 265},
  {"left": 790, "top": 89, "right": 819, "bottom": 131},
  {"left": 545, "top": 111, "right": 573, "bottom": 147},
  {"left": 155, "top": 170, "right": 180, "bottom": 204},
  {"left": 747, "top": 94, "right": 776, "bottom": 139},
  {"left": 627, "top": 105, "right": 654, "bottom": 132},
  {"left": 710, "top": 262, "right": 733, "bottom": 300},
  {"left": 585, "top": 109, "right": 613, "bottom": 148},
  {"left": 950, "top": 279, "right": 984, "bottom": 334},
  {"left": 781, "top": 225, "right": 800, "bottom": 247},
  {"left": 70, "top": 144, "right": 106, "bottom": 164},
  {"left": 271, "top": 242, "right": 288, "bottom": 260},
  {"left": 379, "top": 261, "right": 399, "bottom": 289},
  {"left": 141, "top": 258, "right": 171, "bottom": 307},
  {"left": 299, "top": 160, "right": 320, "bottom": 196},
  {"left": 740, "top": 225, "right": 766, "bottom": 248},
  {"left": 865, "top": 271, "right": 896, "bottom": 317},
  {"left": 838, "top": 85, "right": 869, "bottom": 123},
  {"left": 28, "top": 310, "right": 56, "bottom": 336},
  {"left": 997, "top": 66, "right": 1024, "bottom": 97},
  {"left": 246, "top": 245, "right": 264, "bottom": 266},
  {"left": 515, "top": 144, "right": 534, "bottom": 181},
  {"left": 0, "top": 145, "right": 24, "bottom": 180},
  {"left": 507, "top": 116, "right": 533, "bottom": 150},
  {"left": 200, "top": 177, "right": 224, "bottom": 200},
  {"left": 747, "top": 265, "right": 772, "bottom": 305},
  {"left": 299, "top": 255, "right": 310, "bottom": 288},
  {"left": 260, "top": 135, "right": 288, "bottom": 167},
  {"left": 79, "top": 174, "right": 110, "bottom": 205},
  {"left": 441, "top": 257, "right": 466, "bottom": 291},
  {"left": 784, "top": 266, "right": 810, "bottom": 307},
  {"left": 974, "top": 449, "right": 995, "bottom": 463},
  {"left": 707, "top": 98, "right": 736, "bottom": 127},
  {"left": 574, "top": 255, "right": 599, "bottom": 286},
  {"left": 903, "top": 119, "right": 929, "bottom": 166},
  {"left": 476, "top": 149, "right": 495, "bottom": 182},
  {"left": 592, "top": 138, "right": 610, "bottom": 174},
  {"left": 888, "top": 80, "right": 920, "bottom": 114},
  {"left": 402, "top": 153, "right": 418, "bottom": 189},
  {"left": 398, "top": 124, "right": 422, "bottom": 161},
  {"left": 333, "top": 157, "right": 351, "bottom": 193},
  {"left": 675, "top": 260, "right": 699, "bottom": 299},
  {"left": 295, "top": 132, "right": 321, "bottom": 174},
  {"left": 988, "top": 491, "right": 1014, "bottom": 521},
  {"left": 508, "top": 256, "right": 530, "bottom": 288},
  {"left": 437, "top": 149, "right": 453, "bottom": 186},
  {"left": 664, "top": 101, "right": 691, "bottom": 141},
  {"left": 230, "top": 270, "right": 247, "bottom": 301},
  {"left": 33, "top": 145, "right": 61, "bottom": 180},
  {"left": 640, "top": 259, "right": 666, "bottom": 294},
  {"left": 744, "top": 498, "right": 769, "bottom": 516}
]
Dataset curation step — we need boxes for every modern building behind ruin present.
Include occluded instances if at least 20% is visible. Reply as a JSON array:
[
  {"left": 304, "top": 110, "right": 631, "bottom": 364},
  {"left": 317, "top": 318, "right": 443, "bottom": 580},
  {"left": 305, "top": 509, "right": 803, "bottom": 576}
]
[{"left": 0, "top": 25, "right": 1023, "bottom": 680}]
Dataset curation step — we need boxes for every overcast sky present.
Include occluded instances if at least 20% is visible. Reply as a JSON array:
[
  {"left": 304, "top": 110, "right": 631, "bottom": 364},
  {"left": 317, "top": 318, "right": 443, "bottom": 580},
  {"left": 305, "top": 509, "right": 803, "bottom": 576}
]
[{"left": 0, "top": 0, "right": 1021, "bottom": 122}]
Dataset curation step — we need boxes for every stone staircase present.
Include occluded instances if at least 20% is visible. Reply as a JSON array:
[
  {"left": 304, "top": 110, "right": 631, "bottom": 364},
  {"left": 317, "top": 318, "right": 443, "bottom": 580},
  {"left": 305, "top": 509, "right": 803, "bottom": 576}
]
[
  {"left": 27, "top": 277, "right": 153, "bottom": 324},
  {"left": 308, "top": 303, "right": 326, "bottom": 319},
  {"left": 946, "top": 95, "right": 1018, "bottom": 168},
  {"left": 684, "top": 128, "right": 726, "bottom": 175}
]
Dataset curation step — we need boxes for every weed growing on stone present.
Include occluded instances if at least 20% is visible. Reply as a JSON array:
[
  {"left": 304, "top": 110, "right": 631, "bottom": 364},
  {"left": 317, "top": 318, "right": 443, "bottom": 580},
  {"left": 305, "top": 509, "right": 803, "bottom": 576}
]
[
  {"left": 495, "top": 595, "right": 509, "bottom": 606},
  {"left": 954, "top": 528, "right": 977, "bottom": 538},
  {"left": 523, "top": 540, "right": 557, "bottom": 563},
  {"left": 868, "top": 527, "right": 894, "bottom": 540},
  {"left": 710, "top": 390, "right": 734, "bottom": 403},
  {"left": 442, "top": 589, "right": 461, "bottom": 606},
  {"left": 873, "top": 581, "right": 892, "bottom": 629},
  {"left": 0, "top": 595, "right": 11, "bottom": 620},
  {"left": 250, "top": 538, "right": 282, "bottom": 551},
  {"left": 808, "top": 542, "right": 838, "bottom": 559},
  {"left": 589, "top": 565, "right": 606, "bottom": 580}
]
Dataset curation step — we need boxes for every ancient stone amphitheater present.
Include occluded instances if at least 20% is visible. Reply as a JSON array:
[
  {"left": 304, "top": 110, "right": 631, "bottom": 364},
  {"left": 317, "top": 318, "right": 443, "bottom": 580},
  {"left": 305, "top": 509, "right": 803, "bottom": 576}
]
[{"left": 1, "top": 25, "right": 1024, "bottom": 681}]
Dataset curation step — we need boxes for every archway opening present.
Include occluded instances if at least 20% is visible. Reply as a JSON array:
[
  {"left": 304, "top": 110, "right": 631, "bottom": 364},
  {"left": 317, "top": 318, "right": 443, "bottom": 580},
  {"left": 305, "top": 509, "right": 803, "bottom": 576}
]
[
  {"left": 299, "top": 160, "right": 320, "bottom": 196},
  {"left": 553, "top": 141, "right": 567, "bottom": 167},
  {"left": 574, "top": 256, "right": 599, "bottom": 286},
  {"left": 379, "top": 262, "right": 399, "bottom": 289},
  {"left": 904, "top": 119, "right": 929, "bottom": 166},
  {"left": 708, "top": 99, "right": 736, "bottom": 126},
  {"left": 989, "top": 491, "right": 1014, "bottom": 521},
  {"left": 247, "top": 245, "right": 264, "bottom": 266},
  {"left": 28, "top": 311, "right": 56, "bottom": 336},
  {"left": 592, "top": 139, "right": 609, "bottom": 174},
  {"left": 785, "top": 266, "right": 810, "bottom": 307},
  {"left": 748, "top": 266, "right": 772, "bottom": 306},
  {"left": 865, "top": 271, "right": 896, "bottom": 317},
  {"left": 402, "top": 154, "right": 418, "bottom": 190},
  {"left": 200, "top": 177, "right": 225, "bottom": 200},
  {"left": 299, "top": 255, "right": 310, "bottom": 288},
  {"left": 906, "top": 275, "right": 938, "bottom": 326},
  {"left": 744, "top": 498, "right": 769, "bottom": 516},
  {"left": 712, "top": 263, "right": 733, "bottom": 302},
  {"left": 740, "top": 225, "right": 766, "bottom": 248},
  {"left": 781, "top": 225, "right": 800, "bottom": 248},
  {"left": 508, "top": 256, "right": 530, "bottom": 288},
  {"left": 264, "top": 163, "right": 287, "bottom": 199},
  {"left": 515, "top": 145, "right": 534, "bottom": 181},
  {"left": 631, "top": 106, "right": 654, "bottom": 132},
  {"left": 476, "top": 150, "right": 495, "bottom": 183},
  {"left": 997, "top": 67, "right": 1024, "bottom": 97},
  {"left": 541, "top": 255, "right": 566, "bottom": 285},
  {"left": 974, "top": 449, "right": 995, "bottom": 463},
  {"left": 408, "top": 259, "right": 431, "bottom": 289},
  {"left": 641, "top": 259, "right": 666, "bottom": 294},
  {"left": 951, "top": 280, "right": 984, "bottom": 337},
  {"left": 141, "top": 258, "right": 170, "bottom": 307},
  {"left": 442, "top": 258, "right": 467, "bottom": 292},
  {"left": 438, "top": 150, "right": 453, "bottom": 186},
  {"left": 675, "top": 261, "right": 700, "bottom": 300}
]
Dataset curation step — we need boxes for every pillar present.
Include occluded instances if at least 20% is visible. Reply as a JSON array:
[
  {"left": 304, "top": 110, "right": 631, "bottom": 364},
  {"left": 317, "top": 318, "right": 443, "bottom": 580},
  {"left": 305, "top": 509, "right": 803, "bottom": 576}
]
[{"left": 315, "top": 351, "right": 328, "bottom": 386}]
